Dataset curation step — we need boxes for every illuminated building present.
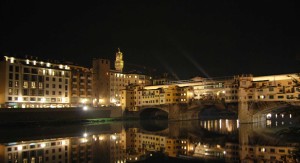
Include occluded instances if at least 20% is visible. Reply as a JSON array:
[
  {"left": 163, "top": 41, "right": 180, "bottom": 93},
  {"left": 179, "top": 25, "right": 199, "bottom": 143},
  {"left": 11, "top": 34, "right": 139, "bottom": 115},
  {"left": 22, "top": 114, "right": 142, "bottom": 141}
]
[
  {"left": 125, "top": 128, "right": 189, "bottom": 158},
  {"left": 193, "top": 143, "right": 225, "bottom": 159},
  {"left": 165, "top": 138, "right": 188, "bottom": 157},
  {"left": 152, "top": 73, "right": 174, "bottom": 85},
  {"left": 69, "top": 65, "right": 93, "bottom": 106},
  {"left": 92, "top": 58, "right": 111, "bottom": 106},
  {"left": 224, "top": 143, "right": 239, "bottom": 163},
  {"left": 110, "top": 72, "right": 151, "bottom": 106},
  {"left": 240, "top": 145, "right": 296, "bottom": 162},
  {"left": 0, "top": 56, "right": 71, "bottom": 108},
  {"left": 94, "top": 49, "right": 151, "bottom": 106},
  {"left": 121, "top": 85, "right": 191, "bottom": 111},
  {"left": 122, "top": 73, "right": 300, "bottom": 111},
  {"left": 0, "top": 139, "right": 69, "bottom": 163},
  {"left": 239, "top": 74, "right": 300, "bottom": 102},
  {"left": 69, "top": 132, "right": 126, "bottom": 163}
]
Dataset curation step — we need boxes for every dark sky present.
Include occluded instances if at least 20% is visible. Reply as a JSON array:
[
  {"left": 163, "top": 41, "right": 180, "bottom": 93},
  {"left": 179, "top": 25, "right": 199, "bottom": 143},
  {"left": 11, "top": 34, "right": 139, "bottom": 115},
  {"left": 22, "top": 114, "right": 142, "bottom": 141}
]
[{"left": 1, "top": 0, "right": 300, "bottom": 79}]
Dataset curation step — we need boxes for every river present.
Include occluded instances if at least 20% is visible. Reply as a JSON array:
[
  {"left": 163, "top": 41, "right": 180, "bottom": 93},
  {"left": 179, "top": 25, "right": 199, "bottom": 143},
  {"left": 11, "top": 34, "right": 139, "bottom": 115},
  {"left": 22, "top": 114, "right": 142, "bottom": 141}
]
[{"left": 0, "top": 114, "right": 299, "bottom": 163}]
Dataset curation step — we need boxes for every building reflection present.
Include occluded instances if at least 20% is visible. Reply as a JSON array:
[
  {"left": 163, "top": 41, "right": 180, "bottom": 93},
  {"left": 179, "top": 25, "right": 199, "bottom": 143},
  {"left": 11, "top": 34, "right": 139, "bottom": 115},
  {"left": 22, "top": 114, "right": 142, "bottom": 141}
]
[
  {"left": 0, "top": 138, "right": 70, "bottom": 163},
  {"left": 0, "top": 118, "right": 299, "bottom": 162},
  {"left": 198, "top": 119, "right": 239, "bottom": 134}
]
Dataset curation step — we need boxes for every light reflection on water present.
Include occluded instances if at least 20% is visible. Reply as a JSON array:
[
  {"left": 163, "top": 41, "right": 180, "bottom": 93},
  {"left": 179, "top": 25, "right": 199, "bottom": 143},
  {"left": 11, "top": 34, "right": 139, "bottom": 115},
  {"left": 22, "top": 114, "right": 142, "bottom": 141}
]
[{"left": 0, "top": 117, "right": 299, "bottom": 163}]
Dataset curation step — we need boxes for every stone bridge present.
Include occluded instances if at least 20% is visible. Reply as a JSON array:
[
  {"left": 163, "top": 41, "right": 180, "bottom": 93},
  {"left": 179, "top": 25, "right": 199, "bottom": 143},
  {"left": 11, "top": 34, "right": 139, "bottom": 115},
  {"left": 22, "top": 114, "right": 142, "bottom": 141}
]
[
  {"left": 138, "top": 104, "right": 186, "bottom": 120},
  {"left": 238, "top": 100, "right": 300, "bottom": 123},
  {"left": 136, "top": 100, "right": 230, "bottom": 120}
]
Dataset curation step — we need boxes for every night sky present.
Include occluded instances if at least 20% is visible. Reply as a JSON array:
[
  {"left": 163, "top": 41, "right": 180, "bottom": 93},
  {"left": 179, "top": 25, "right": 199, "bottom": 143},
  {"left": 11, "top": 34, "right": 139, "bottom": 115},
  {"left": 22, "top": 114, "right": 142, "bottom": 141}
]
[{"left": 1, "top": 1, "right": 300, "bottom": 79}]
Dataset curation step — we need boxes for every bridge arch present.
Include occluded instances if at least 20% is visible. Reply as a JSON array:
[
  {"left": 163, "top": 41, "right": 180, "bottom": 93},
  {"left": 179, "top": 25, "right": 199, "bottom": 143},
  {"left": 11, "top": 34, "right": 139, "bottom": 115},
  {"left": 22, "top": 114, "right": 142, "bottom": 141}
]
[
  {"left": 139, "top": 107, "right": 168, "bottom": 120},
  {"left": 239, "top": 101, "right": 300, "bottom": 123}
]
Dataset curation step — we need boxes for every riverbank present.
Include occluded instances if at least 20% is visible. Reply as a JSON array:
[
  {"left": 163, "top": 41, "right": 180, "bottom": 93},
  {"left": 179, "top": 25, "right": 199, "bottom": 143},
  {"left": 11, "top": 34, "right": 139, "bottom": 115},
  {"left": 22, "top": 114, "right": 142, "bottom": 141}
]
[{"left": 0, "top": 107, "right": 122, "bottom": 125}]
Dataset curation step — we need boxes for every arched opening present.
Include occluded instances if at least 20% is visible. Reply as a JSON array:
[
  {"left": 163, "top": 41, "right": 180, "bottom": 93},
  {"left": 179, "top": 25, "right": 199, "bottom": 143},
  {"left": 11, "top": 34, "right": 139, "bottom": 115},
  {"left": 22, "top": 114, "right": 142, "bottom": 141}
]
[{"left": 140, "top": 108, "right": 168, "bottom": 120}]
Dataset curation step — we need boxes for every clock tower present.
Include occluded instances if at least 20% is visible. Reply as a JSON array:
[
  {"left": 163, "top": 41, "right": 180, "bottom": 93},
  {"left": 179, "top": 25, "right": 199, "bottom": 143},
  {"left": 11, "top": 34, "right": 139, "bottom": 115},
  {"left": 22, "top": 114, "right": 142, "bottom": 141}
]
[{"left": 115, "top": 48, "right": 124, "bottom": 72}]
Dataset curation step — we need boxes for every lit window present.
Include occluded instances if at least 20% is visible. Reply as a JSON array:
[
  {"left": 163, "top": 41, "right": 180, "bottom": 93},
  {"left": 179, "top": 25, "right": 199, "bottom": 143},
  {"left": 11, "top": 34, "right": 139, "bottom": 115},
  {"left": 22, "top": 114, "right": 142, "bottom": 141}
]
[
  {"left": 33, "top": 60, "right": 36, "bottom": 65},
  {"left": 46, "top": 63, "right": 51, "bottom": 67},
  {"left": 26, "top": 59, "right": 30, "bottom": 64},
  {"left": 31, "top": 82, "right": 36, "bottom": 88},
  {"left": 8, "top": 88, "right": 13, "bottom": 95},
  {"left": 23, "top": 81, "right": 28, "bottom": 88},
  {"left": 10, "top": 57, "right": 15, "bottom": 63}
]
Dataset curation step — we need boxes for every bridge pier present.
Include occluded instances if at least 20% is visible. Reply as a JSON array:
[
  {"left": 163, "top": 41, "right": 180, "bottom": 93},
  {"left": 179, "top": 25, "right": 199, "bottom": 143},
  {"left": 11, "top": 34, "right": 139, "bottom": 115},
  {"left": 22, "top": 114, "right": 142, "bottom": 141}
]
[
  {"left": 238, "top": 101, "right": 253, "bottom": 123},
  {"left": 238, "top": 101, "right": 267, "bottom": 123}
]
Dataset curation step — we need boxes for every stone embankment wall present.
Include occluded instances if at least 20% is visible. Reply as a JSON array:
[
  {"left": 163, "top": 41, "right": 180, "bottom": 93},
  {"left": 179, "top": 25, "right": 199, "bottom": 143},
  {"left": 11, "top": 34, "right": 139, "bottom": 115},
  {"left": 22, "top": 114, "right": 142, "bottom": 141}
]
[{"left": 0, "top": 107, "right": 122, "bottom": 124}]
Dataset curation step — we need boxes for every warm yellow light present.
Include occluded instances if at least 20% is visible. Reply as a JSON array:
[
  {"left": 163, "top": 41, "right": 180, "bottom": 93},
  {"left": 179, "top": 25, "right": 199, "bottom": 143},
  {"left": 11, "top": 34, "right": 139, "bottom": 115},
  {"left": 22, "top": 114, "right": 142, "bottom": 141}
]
[
  {"left": 99, "top": 98, "right": 104, "bottom": 103},
  {"left": 46, "top": 63, "right": 50, "bottom": 67},
  {"left": 10, "top": 57, "right": 15, "bottom": 63},
  {"left": 41, "top": 143, "right": 46, "bottom": 148},
  {"left": 18, "top": 96, "right": 23, "bottom": 102},
  {"left": 81, "top": 98, "right": 87, "bottom": 104},
  {"left": 99, "top": 136, "right": 104, "bottom": 141},
  {"left": 41, "top": 98, "right": 45, "bottom": 103},
  {"left": 83, "top": 106, "right": 88, "bottom": 111},
  {"left": 81, "top": 138, "right": 88, "bottom": 143},
  {"left": 33, "top": 60, "right": 36, "bottom": 65},
  {"left": 83, "top": 133, "right": 88, "bottom": 137},
  {"left": 111, "top": 135, "right": 117, "bottom": 140},
  {"left": 17, "top": 146, "right": 22, "bottom": 151}
]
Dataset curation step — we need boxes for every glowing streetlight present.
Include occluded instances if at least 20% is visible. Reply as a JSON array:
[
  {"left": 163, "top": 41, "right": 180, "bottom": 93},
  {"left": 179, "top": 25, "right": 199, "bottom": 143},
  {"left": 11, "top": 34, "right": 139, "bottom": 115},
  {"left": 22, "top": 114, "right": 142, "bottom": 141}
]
[
  {"left": 83, "top": 106, "right": 88, "bottom": 111},
  {"left": 83, "top": 132, "right": 88, "bottom": 137}
]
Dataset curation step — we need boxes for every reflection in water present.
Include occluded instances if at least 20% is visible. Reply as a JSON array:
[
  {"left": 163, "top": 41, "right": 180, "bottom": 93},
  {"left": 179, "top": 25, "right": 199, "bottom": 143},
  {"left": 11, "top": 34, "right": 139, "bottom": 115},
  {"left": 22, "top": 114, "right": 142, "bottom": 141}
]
[{"left": 0, "top": 117, "right": 299, "bottom": 162}]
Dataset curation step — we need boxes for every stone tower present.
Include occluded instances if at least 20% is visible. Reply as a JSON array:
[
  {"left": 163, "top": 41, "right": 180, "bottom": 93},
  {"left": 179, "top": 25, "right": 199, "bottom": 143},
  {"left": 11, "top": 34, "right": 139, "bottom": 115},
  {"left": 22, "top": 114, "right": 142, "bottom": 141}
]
[{"left": 114, "top": 48, "right": 124, "bottom": 72}]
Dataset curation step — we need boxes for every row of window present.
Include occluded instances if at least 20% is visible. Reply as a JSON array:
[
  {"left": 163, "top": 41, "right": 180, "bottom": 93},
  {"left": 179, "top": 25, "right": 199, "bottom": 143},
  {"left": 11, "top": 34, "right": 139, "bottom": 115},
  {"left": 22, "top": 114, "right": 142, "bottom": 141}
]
[
  {"left": 7, "top": 97, "right": 68, "bottom": 102},
  {"left": 9, "top": 65, "right": 70, "bottom": 77},
  {"left": 8, "top": 81, "right": 68, "bottom": 90}
]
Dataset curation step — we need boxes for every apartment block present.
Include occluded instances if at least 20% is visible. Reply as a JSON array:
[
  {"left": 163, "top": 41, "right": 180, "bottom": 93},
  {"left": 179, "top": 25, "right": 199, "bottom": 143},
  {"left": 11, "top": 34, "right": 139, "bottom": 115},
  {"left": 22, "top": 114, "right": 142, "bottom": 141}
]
[
  {"left": 69, "top": 65, "right": 93, "bottom": 106},
  {"left": 1, "top": 139, "right": 70, "bottom": 163},
  {"left": 0, "top": 56, "right": 71, "bottom": 108}
]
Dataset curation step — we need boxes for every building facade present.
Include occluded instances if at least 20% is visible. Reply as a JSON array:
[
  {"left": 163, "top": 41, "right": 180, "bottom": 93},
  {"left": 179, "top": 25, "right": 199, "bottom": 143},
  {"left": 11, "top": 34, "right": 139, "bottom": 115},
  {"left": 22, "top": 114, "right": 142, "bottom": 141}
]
[
  {"left": 92, "top": 58, "right": 111, "bottom": 106},
  {"left": 69, "top": 65, "right": 93, "bottom": 106},
  {"left": 121, "top": 85, "right": 193, "bottom": 111},
  {"left": 0, "top": 56, "right": 71, "bottom": 108},
  {"left": 94, "top": 49, "right": 152, "bottom": 106}
]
